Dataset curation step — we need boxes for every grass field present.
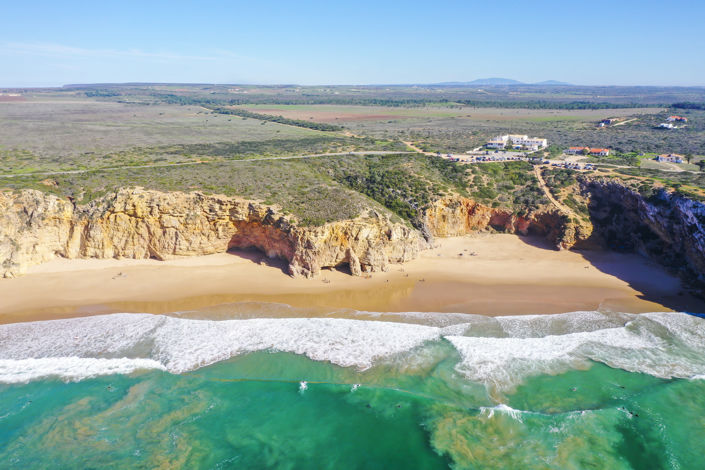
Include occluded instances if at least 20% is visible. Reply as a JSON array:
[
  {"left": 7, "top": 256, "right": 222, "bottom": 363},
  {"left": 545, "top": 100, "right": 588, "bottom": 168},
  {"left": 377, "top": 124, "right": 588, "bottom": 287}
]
[
  {"left": 238, "top": 104, "right": 658, "bottom": 124},
  {"left": 0, "top": 96, "right": 405, "bottom": 175},
  {"left": 236, "top": 104, "right": 684, "bottom": 155},
  {"left": 0, "top": 99, "right": 323, "bottom": 156}
]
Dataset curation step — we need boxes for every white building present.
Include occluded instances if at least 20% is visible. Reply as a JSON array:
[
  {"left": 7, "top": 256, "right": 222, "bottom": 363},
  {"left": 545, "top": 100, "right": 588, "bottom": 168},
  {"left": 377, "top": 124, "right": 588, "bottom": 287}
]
[
  {"left": 486, "top": 135, "right": 509, "bottom": 149},
  {"left": 565, "top": 147, "right": 588, "bottom": 155},
  {"left": 565, "top": 147, "right": 610, "bottom": 156},
  {"left": 659, "top": 123, "right": 675, "bottom": 129},
  {"left": 486, "top": 134, "right": 547, "bottom": 151},
  {"left": 589, "top": 148, "right": 610, "bottom": 157},
  {"left": 656, "top": 154, "right": 684, "bottom": 163}
]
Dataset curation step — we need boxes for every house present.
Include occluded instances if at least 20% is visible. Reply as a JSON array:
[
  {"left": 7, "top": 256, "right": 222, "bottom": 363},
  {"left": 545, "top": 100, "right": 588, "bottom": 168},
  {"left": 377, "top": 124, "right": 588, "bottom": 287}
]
[
  {"left": 565, "top": 147, "right": 610, "bottom": 156},
  {"left": 565, "top": 147, "right": 589, "bottom": 155},
  {"left": 667, "top": 116, "right": 688, "bottom": 122},
  {"left": 589, "top": 148, "right": 610, "bottom": 156},
  {"left": 656, "top": 153, "right": 684, "bottom": 163},
  {"left": 600, "top": 118, "right": 620, "bottom": 125},
  {"left": 659, "top": 122, "right": 675, "bottom": 129}
]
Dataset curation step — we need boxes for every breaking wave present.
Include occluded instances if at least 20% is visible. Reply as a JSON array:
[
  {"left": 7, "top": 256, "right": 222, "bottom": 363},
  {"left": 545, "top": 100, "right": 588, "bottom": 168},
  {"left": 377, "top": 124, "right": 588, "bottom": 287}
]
[{"left": 1, "top": 310, "right": 704, "bottom": 388}]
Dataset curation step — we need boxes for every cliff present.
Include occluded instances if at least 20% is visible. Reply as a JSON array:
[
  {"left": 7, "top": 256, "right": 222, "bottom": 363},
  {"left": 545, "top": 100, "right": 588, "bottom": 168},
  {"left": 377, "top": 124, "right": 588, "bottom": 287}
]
[
  {"left": 0, "top": 188, "right": 424, "bottom": 278},
  {"left": 578, "top": 178, "right": 705, "bottom": 283},
  {"left": 3, "top": 178, "right": 703, "bottom": 285},
  {"left": 421, "top": 196, "right": 590, "bottom": 249}
]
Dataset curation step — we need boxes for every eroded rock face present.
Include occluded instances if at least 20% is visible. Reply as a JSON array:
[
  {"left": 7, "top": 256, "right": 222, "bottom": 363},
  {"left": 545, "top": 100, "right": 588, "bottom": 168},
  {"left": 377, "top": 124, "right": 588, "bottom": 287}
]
[
  {"left": 0, "top": 189, "right": 425, "bottom": 278},
  {"left": 580, "top": 178, "right": 705, "bottom": 281},
  {"left": 3, "top": 181, "right": 703, "bottom": 284},
  {"left": 420, "top": 196, "right": 587, "bottom": 249}
]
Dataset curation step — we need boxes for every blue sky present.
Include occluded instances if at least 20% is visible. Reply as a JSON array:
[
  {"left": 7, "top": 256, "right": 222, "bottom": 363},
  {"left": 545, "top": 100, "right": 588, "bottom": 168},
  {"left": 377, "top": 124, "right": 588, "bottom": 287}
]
[{"left": 1, "top": 0, "right": 704, "bottom": 87}]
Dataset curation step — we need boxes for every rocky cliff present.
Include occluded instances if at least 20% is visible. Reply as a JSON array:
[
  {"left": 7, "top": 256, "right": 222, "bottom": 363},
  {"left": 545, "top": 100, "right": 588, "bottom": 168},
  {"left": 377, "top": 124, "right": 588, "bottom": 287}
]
[
  {"left": 578, "top": 178, "right": 705, "bottom": 283},
  {"left": 421, "top": 196, "right": 590, "bottom": 249},
  {"left": 3, "top": 179, "right": 703, "bottom": 283},
  {"left": 0, "top": 188, "right": 424, "bottom": 278}
]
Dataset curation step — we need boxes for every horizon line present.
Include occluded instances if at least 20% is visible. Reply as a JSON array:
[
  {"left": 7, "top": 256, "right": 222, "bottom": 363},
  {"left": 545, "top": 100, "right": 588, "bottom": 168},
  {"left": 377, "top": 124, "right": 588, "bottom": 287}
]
[{"left": 2, "top": 81, "right": 705, "bottom": 90}]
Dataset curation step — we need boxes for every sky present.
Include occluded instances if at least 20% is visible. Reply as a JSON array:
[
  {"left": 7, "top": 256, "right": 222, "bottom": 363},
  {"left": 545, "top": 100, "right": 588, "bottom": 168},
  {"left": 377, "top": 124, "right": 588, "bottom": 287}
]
[{"left": 1, "top": 0, "right": 704, "bottom": 87}]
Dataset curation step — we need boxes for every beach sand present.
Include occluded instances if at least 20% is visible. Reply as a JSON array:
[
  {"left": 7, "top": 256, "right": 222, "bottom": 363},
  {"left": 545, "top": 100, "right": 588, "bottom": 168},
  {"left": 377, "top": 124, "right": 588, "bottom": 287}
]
[{"left": 0, "top": 234, "right": 701, "bottom": 323}]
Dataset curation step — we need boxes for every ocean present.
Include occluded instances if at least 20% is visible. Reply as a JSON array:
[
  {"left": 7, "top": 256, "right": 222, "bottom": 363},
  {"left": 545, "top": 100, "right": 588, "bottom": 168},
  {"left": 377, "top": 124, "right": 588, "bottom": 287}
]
[{"left": 1, "top": 307, "right": 704, "bottom": 469}]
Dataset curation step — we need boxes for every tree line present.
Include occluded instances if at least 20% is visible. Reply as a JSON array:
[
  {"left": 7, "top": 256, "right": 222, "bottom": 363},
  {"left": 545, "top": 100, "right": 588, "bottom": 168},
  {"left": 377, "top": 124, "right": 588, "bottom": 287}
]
[{"left": 208, "top": 107, "right": 343, "bottom": 132}]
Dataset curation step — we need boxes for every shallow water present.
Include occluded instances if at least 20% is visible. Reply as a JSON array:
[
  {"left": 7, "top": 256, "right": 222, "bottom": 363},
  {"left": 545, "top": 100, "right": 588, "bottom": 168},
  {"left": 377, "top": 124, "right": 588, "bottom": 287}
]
[{"left": 1, "top": 308, "right": 704, "bottom": 469}]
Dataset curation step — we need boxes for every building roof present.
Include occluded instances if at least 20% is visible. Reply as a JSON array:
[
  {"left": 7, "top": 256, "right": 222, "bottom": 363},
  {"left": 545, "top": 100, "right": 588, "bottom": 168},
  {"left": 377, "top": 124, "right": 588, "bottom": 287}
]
[{"left": 590, "top": 148, "right": 610, "bottom": 153}]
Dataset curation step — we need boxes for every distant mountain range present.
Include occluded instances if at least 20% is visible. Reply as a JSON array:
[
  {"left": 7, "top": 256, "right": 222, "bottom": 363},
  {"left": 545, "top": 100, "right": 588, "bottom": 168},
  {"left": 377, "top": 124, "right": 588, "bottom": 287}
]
[{"left": 434, "top": 78, "right": 573, "bottom": 86}]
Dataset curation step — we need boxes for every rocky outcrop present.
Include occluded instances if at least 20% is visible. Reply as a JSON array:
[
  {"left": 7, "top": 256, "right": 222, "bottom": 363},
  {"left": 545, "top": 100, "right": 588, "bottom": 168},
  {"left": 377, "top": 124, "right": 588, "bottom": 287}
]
[
  {"left": 0, "top": 189, "right": 425, "bottom": 278},
  {"left": 420, "top": 196, "right": 589, "bottom": 249},
  {"left": 579, "top": 178, "right": 705, "bottom": 282}
]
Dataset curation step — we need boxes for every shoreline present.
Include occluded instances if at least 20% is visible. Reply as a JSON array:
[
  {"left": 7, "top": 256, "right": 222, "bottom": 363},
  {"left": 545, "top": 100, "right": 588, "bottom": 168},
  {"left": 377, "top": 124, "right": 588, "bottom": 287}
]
[{"left": 1, "top": 234, "right": 702, "bottom": 324}]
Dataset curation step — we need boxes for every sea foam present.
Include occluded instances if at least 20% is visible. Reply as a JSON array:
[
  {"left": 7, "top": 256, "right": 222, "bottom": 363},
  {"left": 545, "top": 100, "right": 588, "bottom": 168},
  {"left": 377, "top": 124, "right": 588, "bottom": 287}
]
[
  {"left": 447, "top": 312, "right": 705, "bottom": 390},
  {"left": 1, "top": 311, "right": 704, "bottom": 387},
  {"left": 0, "top": 314, "right": 441, "bottom": 383},
  {"left": 0, "top": 357, "right": 165, "bottom": 383}
]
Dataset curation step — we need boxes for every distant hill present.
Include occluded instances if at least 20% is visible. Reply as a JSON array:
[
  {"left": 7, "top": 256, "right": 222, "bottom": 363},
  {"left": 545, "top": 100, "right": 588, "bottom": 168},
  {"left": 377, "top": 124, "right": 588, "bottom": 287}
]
[
  {"left": 433, "top": 78, "right": 573, "bottom": 86},
  {"left": 435, "top": 78, "right": 523, "bottom": 86}
]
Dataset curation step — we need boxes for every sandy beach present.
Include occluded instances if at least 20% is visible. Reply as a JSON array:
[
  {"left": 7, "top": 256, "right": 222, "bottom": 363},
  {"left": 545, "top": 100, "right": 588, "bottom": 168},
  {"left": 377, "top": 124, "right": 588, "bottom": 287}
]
[{"left": 0, "top": 233, "right": 700, "bottom": 323}]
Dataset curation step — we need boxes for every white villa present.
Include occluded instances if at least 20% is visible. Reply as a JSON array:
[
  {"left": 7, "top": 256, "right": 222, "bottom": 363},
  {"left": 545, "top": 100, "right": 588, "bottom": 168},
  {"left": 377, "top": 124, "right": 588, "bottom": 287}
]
[
  {"left": 656, "top": 153, "right": 684, "bottom": 163},
  {"left": 486, "top": 134, "right": 548, "bottom": 151}
]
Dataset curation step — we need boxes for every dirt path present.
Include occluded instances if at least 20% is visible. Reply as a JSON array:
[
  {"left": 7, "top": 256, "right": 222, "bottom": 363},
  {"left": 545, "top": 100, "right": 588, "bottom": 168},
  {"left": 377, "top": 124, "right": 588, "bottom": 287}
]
[
  {"left": 402, "top": 141, "right": 433, "bottom": 155},
  {"left": 612, "top": 118, "right": 638, "bottom": 127},
  {"left": 0, "top": 151, "right": 412, "bottom": 179},
  {"left": 534, "top": 166, "right": 577, "bottom": 218}
]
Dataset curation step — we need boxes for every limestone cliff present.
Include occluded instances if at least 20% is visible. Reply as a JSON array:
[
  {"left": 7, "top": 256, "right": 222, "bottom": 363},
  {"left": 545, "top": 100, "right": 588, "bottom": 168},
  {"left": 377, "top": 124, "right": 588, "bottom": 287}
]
[
  {"left": 3, "top": 179, "right": 703, "bottom": 284},
  {"left": 0, "top": 189, "right": 424, "bottom": 278},
  {"left": 420, "top": 196, "right": 590, "bottom": 249}
]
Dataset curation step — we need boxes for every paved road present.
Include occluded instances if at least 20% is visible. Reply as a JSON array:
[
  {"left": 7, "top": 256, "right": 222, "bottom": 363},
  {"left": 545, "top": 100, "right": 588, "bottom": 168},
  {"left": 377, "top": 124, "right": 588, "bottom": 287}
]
[{"left": 0, "top": 151, "right": 413, "bottom": 179}]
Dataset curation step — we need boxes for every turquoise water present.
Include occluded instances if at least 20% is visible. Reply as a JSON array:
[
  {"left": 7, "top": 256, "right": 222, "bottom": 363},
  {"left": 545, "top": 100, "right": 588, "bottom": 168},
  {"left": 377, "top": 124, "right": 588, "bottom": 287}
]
[{"left": 1, "top": 309, "right": 704, "bottom": 469}]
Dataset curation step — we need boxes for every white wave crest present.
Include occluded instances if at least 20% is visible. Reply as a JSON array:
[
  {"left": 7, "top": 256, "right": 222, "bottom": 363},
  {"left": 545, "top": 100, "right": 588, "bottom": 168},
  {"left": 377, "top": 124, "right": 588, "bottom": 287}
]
[
  {"left": 1, "top": 311, "right": 704, "bottom": 388},
  {"left": 0, "top": 357, "right": 165, "bottom": 383},
  {"left": 447, "top": 312, "right": 705, "bottom": 391},
  {"left": 481, "top": 404, "right": 525, "bottom": 422},
  {"left": 0, "top": 314, "right": 441, "bottom": 383}
]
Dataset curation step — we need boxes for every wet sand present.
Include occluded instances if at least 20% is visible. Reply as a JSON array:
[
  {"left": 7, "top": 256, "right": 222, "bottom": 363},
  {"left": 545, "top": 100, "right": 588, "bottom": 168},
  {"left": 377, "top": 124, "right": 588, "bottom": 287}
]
[{"left": 0, "top": 234, "right": 701, "bottom": 323}]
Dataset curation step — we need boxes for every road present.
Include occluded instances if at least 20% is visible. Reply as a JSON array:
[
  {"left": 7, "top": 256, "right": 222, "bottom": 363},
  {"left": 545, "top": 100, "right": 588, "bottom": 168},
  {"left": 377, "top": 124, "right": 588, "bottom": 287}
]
[{"left": 0, "top": 151, "right": 413, "bottom": 179}]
